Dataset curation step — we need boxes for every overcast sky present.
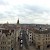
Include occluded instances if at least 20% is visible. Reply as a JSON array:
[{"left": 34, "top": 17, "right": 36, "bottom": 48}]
[{"left": 0, "top": 0, "right": 50, "bottom": 24}]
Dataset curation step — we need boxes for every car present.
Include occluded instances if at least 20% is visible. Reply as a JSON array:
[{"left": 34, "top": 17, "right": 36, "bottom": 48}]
[
  {"left": 20, "top": 44, "right": 23, "bottom": 47},
  {"left": 20, "top": 40, "right": 23, "bottom": 43}
]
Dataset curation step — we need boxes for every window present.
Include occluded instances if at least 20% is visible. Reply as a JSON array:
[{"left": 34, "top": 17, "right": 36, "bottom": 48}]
[
  {"left": 30, "top": 38, "right": 31, "bottom": 39},
  {"left": 3, "top": 42, "right": 4, "bottom": 44},
  {"left": 1, "top": 47, "right": 6, "bottom": 50},
  {"left": 1, "top": 42, "right": 2, "bottom": 44},
  {"left": 1, "top": 47, "right": 4, "bottom": 50},
  {"left": 48, "top": 41, "right": 50, "bottom": 43},
  {"left": 48, "top": 35, "right": 50, "bottom": 37},
  {"left": 30, "top": 35, "right": 31, "bottom": 36},
  {"left": 46, "top": 38, "right": 47, "bottom": 40},
  {"left": 46, "top": 35, "right": 48, "bottom": 37},
  {"left": 1, "top": 42, "right": 6, "bottom": 44}
]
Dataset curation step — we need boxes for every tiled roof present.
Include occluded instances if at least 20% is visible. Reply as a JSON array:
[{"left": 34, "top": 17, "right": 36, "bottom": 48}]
[{"left": 0, "top": 24, "right": 16, "bottom": 30}]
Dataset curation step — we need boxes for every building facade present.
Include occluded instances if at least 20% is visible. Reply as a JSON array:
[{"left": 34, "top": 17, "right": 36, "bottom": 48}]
[
  {"left": 0, "top": 19, "right": 20, "bottom": 50},
  {"left": 0, "top": 29, "right": 16, "bottom": 50},
  {"left": 25, "top": 24, "right": 50, "bottom": 50},
  {"left": 32, "top": 27, "right": 50, "bottom": 50}
]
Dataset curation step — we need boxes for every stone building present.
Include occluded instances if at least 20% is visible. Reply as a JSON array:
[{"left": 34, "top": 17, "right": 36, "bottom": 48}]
[
  {"left": 0, "top": 19, "right": 20, "bottom": 50},
  {"left": 0, "top": 19, "right": 23, "bottom": 50},
  {"left": 25, "top": 24, "right": 50, "bottom": 50},
  {"left": 0, "top": 24, "right": 16, "bottom": 50},
  {"left": 32, "top": 26, "right": 50, "bottom": 50}
]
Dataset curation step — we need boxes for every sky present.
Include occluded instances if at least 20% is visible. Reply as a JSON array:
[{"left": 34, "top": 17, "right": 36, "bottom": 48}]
[{"left": 0, "top": 0, "right": 50, "bottom": 24}]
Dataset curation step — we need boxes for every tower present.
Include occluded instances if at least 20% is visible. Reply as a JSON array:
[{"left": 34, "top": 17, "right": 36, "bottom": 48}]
[
  {"left": 17, "top": 18, "right": 19, "bottom": 25},
  {"left": 17, "top": 18, "right": 20, "bottom": 28}
]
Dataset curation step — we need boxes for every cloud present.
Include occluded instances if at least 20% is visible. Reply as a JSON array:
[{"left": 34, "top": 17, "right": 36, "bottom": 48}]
[
  {"left": 0, "top": 0, "right": 8, "bottom": 5},
  {"left": 0, "top": 0, "right": 50, "bottom": 24}
]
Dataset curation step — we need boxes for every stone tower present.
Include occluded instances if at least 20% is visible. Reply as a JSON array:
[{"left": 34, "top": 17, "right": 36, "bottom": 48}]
[{"left": 17, "top": 18, "right": 19, "bottom": 25}]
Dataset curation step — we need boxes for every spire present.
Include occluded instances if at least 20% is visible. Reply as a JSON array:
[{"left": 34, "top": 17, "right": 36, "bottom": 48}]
[
  {"left": 7, "top": 21, "right": 9, "bottom": 24},
  {"left": 17, "top": 18, "right": 19, "bottom": 24}
]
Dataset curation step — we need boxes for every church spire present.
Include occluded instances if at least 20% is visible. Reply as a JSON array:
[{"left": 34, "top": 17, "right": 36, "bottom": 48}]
[{"left": 17, "top": 18, "right": 19, "bottom": 24}]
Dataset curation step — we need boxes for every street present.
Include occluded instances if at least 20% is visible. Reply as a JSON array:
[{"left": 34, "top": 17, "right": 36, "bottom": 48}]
[{"left": 16, "top": 30, "right": 36, "bottom": 50}]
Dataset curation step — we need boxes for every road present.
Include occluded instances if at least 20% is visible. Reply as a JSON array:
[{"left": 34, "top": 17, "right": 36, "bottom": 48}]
[{"left": 17, "top": 30, "right": 36, "bottom": 50}]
